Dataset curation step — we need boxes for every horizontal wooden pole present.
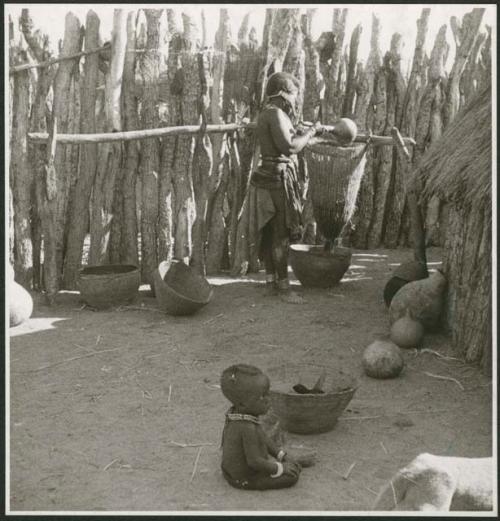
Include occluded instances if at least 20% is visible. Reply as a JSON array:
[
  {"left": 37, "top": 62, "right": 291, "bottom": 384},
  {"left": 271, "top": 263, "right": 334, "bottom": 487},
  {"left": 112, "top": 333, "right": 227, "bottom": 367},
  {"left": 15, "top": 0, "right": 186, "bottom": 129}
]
[
  {"left": 28, "top": 123, "right": 245, "bottom": 144},
  {"left": 28, "top": 122, "right": 417, "bottom": 147},
  {"left": 10, "top": 44, "right": 110, "bottom": 75}
]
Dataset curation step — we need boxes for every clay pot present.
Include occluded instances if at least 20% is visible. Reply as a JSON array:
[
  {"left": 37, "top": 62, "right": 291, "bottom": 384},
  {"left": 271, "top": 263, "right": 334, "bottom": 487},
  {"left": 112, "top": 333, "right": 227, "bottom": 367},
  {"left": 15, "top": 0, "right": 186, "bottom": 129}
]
[
  {"left": 389, "top": 270, "right": 446, "bottom": 331},
  {"left": 383, "top": 260, "right": 428, "bottom": 307}
]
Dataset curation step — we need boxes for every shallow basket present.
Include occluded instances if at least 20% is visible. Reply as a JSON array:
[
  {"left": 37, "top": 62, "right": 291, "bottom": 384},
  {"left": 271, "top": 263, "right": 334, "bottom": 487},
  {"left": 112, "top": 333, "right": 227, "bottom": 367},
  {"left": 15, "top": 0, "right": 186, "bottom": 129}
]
[
  {"left": 268, "top": 363, "right": 357, "bottom": 435},
  {"left": 290, "top": 244, "right": 352, "bottom": 288},
  {"left": 153, "top": 260, "right": 213, "bottom": 316},
  {"left": 77, "top": 264, "right": 140, "bottom": 309}
]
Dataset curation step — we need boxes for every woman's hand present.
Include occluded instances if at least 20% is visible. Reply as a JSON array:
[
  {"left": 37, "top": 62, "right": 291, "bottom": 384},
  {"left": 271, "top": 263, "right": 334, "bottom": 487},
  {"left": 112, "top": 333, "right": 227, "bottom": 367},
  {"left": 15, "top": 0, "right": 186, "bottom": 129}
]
[
  {"left": 282, "top": 461, "right": 301, "bottom": 478},
  {"left": 313, "top": 121, "right": 325, "bottom": 136}
]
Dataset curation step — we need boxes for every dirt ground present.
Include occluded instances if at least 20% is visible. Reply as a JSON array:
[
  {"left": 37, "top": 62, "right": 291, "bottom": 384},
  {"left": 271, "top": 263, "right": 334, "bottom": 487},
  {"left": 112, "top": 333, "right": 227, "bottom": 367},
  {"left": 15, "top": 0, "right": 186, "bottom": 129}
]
[{"left": 9, "top": 247, "right": 492, "bottom": 513}]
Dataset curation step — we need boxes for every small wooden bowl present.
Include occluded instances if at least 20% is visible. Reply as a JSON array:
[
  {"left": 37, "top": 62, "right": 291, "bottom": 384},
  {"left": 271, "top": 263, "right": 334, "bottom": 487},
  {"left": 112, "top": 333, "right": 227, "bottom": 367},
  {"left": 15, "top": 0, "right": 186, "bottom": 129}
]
[
  {"left": 268, "top": 364, "right": 357, "bottom": 434},
  {"left": 77, "top": 264, "right": 140, "bottom": 309},
  {"left": 153, "top": 260, "right": 213, "bottom": 316}
]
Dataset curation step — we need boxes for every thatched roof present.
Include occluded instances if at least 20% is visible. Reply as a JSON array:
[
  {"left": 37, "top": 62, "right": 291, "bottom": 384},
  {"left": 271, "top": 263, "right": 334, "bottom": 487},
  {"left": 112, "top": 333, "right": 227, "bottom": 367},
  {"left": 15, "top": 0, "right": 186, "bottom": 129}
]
[{"left": 413, "top": 84, "right": 492, "bottom": 214}]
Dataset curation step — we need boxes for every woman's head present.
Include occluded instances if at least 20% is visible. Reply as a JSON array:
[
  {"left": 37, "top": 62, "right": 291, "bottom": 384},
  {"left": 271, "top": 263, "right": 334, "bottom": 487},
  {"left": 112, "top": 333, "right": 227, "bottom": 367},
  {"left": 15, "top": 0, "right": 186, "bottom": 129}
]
[
  {"left": 220, "top": 364, "right": 271, "bottom": 416},
  {"left": 265, "top": 72, "right": 300, "bottom": 112}
]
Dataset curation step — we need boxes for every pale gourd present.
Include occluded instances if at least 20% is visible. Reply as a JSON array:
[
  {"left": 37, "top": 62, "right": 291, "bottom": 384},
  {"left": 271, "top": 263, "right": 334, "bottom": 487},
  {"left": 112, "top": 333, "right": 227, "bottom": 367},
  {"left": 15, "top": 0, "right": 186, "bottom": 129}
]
[
  {"left": 362, "top": 340, "right": 404, "bottom": 379},
  {"left": 389, "top": 270, "right": 446, "bottom": 331},
  {"left": 390, "top": 310, "right": 424, "bottom": 348},
  {"left": 9, "top": 266, "right": 33, "bottom": 327}
]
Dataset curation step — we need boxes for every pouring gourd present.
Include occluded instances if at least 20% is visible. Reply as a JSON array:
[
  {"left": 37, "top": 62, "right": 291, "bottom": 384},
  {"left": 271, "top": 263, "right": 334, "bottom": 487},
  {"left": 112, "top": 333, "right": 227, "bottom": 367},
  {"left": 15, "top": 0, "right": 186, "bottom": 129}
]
[{"left": 389, "top": 270, "right": 446, "bottom": 331}]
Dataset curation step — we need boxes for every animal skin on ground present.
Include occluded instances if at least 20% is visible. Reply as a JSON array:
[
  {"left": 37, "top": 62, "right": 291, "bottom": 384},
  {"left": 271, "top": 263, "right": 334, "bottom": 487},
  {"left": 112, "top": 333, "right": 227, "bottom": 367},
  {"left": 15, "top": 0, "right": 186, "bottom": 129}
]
[{"left": 373, "top": 453, "right": 494, "bottom": 511}]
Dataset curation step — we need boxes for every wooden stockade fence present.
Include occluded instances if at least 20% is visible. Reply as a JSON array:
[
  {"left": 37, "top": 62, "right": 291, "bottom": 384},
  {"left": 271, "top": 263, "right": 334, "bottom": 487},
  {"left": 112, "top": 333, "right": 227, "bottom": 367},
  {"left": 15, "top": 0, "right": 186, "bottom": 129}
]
[{"left": 9, "top": 7, "right": 490, "bottom": 302}]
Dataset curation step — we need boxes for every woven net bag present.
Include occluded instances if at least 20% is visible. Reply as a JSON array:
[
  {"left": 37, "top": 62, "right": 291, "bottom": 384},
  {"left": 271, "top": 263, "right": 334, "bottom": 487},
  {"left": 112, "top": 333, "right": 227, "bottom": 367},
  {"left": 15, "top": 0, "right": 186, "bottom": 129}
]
[{"left": 305, "top": 142, "right": 368, "bottom": 242}]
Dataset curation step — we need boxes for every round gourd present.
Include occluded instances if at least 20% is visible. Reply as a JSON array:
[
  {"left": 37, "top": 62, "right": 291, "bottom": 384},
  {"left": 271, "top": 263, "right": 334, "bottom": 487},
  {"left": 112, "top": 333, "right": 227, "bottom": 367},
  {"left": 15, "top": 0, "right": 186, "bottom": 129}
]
[
  {"left": 390, "top": 310, "right": 424, "bottom": 348},
  {"left": 9, "top": 278, "right": 33, "bottom": 327},
  {"left": 362, "top": 340, "right": 404, "bottom": 379},
  {"left": 332, "top": 118, "right": 358, "bottom": 144}
]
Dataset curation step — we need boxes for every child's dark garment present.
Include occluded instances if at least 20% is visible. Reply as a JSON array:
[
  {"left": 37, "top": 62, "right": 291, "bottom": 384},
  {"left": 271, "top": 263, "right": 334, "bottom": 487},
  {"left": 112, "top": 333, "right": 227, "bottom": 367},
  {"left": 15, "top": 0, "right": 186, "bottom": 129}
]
[{"left": 221, "top": 408, "right": 299, "bottom": 490}]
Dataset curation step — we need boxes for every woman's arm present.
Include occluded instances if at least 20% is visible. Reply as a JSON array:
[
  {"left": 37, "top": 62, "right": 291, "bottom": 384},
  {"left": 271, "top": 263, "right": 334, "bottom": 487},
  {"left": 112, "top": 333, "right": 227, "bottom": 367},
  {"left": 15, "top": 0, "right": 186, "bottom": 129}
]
[{"left": 268, "top": 108, "right": 317, "bottom": 155}]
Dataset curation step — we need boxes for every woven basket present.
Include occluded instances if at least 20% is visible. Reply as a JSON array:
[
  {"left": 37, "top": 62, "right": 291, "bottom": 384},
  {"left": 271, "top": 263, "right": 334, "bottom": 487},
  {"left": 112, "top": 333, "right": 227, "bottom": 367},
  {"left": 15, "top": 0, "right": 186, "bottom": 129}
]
[
  {"left": 77, "top": 265, "right": 140, "bottom": 309},
  {"left": 305, "top": 143, "right": 367, "bottom": 241},
  {"left": 290, "top": 244, "right": 352, "bottom": 288},
  {"left": 268, "top": 363, "right": 357, "bottom": 434},
  {"left": 153, "top": 260, "right": 213, "bottom": 316}
]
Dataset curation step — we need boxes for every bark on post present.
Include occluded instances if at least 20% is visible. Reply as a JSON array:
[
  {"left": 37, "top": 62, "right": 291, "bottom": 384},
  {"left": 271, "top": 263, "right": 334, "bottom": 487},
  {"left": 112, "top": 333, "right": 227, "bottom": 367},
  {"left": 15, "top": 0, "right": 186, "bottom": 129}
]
[
  {"left": 342, "top": 24, "right": 362, "bottom": 118},
  {"left": 381, "top": 33, "right": 408, "bottom": 247},
  {"left": 168, "top": 14, "right": 199, "bottom": 262},
  {"left": 411, "top": 25, "right": 449, "bottom": 245},
  {"left": 365, "top": 50, "right": 390, "bottom": 249},
  {"left": 444, "top": 8, "right": 485, "bottom": 127},
  {"left": 62, "top": 10, "right": 100, "bottom": 288},
  {"left": 354, "top": 14, "right": 381, "bottom": 131},
  {"left": 206, "top": 9, "right": 231, "bottom": 274},
  {"left": 21, "top": 10, "right": 54, "bottom": 290},
  {"left": 460, "top": 30, "right": 487, "bottom": 107},
  {"left": 120, "top": 11, "right": 140, "bottom": 267},
  {"left": 89, "top": 10, "right": 127, "bottom": 266},
  {"left": 321, "top": 8, "right": 348, "bottom": 123},
  {"left": 10, "top": 42, "right": 33, "bottom": 288},
  {"left": 396, "top": 8, "right": 430, "bottom": 246},
  {"left": 191, "top": 51, "right": 214, "bottom": 274},
  {"left": 41, "top": 12, "right": 81, "bottom": 301},
  {"left": 136, "top": 9, "right": 163, "bottom": 282},
  {"left": 283, "top": 18, "right": 306, "bottom": 121},
  {"left": 350, "top": 15, "right": 381, "bottom": 248},
  {"left": 302, "top": 10, "right": 323, "bottom": 122}
]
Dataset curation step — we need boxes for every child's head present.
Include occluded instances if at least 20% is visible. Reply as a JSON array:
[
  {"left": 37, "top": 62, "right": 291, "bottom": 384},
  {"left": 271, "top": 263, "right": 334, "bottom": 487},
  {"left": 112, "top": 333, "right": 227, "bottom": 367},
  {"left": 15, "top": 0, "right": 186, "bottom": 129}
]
[{"left": 220, "top": 364, "right": 271, "bottom": 416}]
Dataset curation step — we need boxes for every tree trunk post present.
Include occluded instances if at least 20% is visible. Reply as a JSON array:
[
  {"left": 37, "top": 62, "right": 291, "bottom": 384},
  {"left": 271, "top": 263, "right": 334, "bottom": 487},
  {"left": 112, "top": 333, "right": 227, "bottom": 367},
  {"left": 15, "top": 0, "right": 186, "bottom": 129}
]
[{"left": 62, "top": 10, "right": 100, "bottom": 288}]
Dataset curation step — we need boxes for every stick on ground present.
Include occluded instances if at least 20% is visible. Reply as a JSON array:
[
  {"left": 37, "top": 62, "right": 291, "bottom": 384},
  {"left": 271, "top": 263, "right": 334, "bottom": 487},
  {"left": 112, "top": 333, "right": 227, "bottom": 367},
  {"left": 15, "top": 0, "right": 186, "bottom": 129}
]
[
  {"left": 31, "top": 347, "right": 122, "bottom": 372},
  {"left": 189, "top": 447, "right": 203, "bottom": 483},
  {"left": 343, "top": 461, "right": 357, "bottom": 480},
  {"left": 422, "top": 371, "right": 465, "bottom": 390}
]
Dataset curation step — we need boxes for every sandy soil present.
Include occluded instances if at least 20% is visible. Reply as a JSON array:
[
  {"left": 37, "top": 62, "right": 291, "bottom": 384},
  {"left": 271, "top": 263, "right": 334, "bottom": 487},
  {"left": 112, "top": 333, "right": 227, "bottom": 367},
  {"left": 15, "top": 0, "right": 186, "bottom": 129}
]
[{"left": 9, "top": 247, "right": 492, "bottom": 513}]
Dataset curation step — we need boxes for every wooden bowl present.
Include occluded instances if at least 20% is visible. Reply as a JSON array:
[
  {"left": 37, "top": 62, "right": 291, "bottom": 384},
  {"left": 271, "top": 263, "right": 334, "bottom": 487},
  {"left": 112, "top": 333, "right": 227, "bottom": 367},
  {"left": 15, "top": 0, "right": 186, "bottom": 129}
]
[
  {"left": 153, "top": 260, "right": 213, "bottom": 316},
  {"left": 77, "top": 264, "right": 140, "bottom": 309},
  {"left": 290, "top": 244, "right": 352, "bottom": 288},
  {"left": 268, "top": 364, "right": 357, "bottom": 434}
]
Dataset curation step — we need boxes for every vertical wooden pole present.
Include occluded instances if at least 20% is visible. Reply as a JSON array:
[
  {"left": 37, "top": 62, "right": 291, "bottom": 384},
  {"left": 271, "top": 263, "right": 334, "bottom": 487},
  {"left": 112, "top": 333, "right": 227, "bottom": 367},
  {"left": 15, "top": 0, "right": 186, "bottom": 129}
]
[
  {"left": 350, "top": 14, "right": 381, "bottom": 249},
  {"left": 381, "top": 33, "right": 408, "bottom": 247},
  {"left": 62, "top": 10, "right": 100, "bottom": 288},
  {"left": 21, "top": 10, "right": 54, "bottom": 290},
  {"left": 444, "top": 8, "right": 485, "bottom": 126},
  {"left": 137, "top": 8, "right": 162, "bottom": 282},
  {"left": 191, "top": 51, "right": 214, "bottom": 275},
  {"left": 206, "top": 9, "right": 231, "bottom": 274},
  {"left": 120, "top": 11, "right": 140, "bottom": 267},
  {"left": 302, "top": 10, "right": 323, "bottom": 122},
  {"left": 10, "top": 41, "right": 33, "bottom": 288},
  {"left": 89, "top": 9, "right": 127, "bottom": 265},
  {"left": 342, "top": 24, "right": 362, "bottom": 118},
  {"left": 321, "top": 8, "right": 348, "bottom": 124},
  {"left": 40, "top": 12, "right": 81, "bottom": 301}
]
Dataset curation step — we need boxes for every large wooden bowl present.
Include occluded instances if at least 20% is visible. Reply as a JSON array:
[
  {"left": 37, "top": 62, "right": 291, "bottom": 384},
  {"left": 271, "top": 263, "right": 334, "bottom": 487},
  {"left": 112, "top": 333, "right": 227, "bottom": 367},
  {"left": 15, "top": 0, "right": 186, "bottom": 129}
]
[
  {"left": 77, "top": 265, "right": 140, "bottom": 309},
  {"left": 153, "top": 260, "right": 213, "bottom": 316},
  {"left": 290, "top": 244, "right": 352, "bottom": 288},
  {"left": 268, "top": 364, "right": 357, "bottom": 435}
]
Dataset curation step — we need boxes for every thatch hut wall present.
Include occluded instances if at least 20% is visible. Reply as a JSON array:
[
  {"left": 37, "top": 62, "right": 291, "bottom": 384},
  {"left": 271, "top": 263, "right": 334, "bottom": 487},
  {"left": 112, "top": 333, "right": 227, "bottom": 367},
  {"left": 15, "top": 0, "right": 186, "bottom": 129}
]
[{"left": 413, "top": 85, "right": 492, "bottom": 373}]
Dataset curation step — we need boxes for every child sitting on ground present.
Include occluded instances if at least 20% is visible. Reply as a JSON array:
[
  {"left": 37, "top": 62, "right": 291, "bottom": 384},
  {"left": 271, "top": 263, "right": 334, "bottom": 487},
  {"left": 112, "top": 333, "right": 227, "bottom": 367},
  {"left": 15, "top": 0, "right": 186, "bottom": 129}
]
[{"left": 220, "top": 364, "right": 314, "bottom": 490}]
